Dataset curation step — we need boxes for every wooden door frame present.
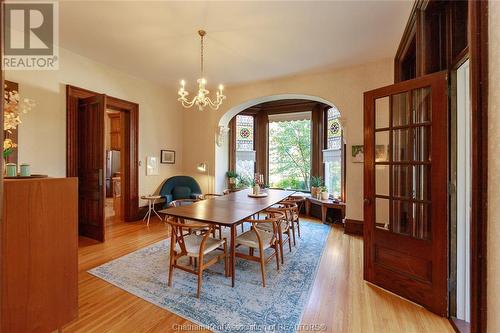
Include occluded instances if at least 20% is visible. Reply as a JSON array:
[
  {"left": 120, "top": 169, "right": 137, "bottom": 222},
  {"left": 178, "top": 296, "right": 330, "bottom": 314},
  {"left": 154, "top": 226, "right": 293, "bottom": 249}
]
[
  {"left": 392, "top": 0, "right": 488, "bottom": 330},
  {"left": 66, "top": 85, "right": 139, "bottom": 223},
  {"left": 468, "top": 1, "right": 488, "bottom": 332}
]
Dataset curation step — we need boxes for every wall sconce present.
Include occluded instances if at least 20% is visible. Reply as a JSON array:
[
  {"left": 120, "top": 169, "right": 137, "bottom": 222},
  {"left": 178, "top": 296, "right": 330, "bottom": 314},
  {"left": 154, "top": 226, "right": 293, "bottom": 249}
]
[
  {"left": 197, "top": 162, "right": 207, "bottom": 172},
  {"left": 216, "top": 125, "right": 230, "bottom": 147}
]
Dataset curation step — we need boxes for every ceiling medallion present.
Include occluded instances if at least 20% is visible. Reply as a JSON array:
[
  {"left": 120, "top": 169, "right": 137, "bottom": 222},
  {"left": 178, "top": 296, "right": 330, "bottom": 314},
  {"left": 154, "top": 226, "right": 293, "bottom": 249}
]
[{"left": 178, "top": 30, "right": 226, "bottom": 111}]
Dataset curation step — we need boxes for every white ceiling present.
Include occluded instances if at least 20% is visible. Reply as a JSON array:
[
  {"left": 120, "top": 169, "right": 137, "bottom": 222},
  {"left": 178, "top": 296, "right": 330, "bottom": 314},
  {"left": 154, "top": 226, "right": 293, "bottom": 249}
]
[{"left": 59, "top": 1, "right": 413, "bottom": 88}]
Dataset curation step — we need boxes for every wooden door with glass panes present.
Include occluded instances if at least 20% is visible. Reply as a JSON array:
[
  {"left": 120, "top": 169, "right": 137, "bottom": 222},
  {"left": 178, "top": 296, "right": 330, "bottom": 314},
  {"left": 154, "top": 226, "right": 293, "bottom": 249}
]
[{"left": 363, "top": 71, "right": 448, "bottom": 316}]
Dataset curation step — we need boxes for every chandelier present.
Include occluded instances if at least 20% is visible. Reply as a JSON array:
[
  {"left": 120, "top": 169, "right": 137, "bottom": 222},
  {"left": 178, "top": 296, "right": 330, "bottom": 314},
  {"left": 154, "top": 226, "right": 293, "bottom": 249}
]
[{"left": 178, "top": 30, "right": 226, "bottom": 111}]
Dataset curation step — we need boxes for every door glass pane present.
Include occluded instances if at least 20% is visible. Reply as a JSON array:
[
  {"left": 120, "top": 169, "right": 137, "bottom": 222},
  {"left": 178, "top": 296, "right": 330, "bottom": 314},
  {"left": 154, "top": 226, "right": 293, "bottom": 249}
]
[
  {"left": 393, "top": 165, "right": 411, "bottom": 198},
  {"left": 413, "top": 87, "right": 432, "bottom": 123},
  {"left": 392, "top": 92, "right": 410, "bottom": 126},
  {"left": 374, "top": 86, "right": 435, "bottom": 241},
  {"left": 393, "top": 200, "right": 411, "bottom": 235},
  {"left": 375, "top": 131, "right": 389, "bottom": 162},
  {"left": 413, "top": 203, "right": 430, "bottom": 240},
  {"left": 376, "top": 198, "right": 390, "bottom": 230},
  {"left": 376, "top": 165, "right": 389, "bottom": 196},
  {"left": 375, "top": 97, "right": 390, "bottom": 129},
  {"left": 393, "top": 128, "right": 410, "bottom": 161},
  {"left": 413, "top": 165, "right": 430, "bottom": 200},
  {"left": 413, "top": 125, "right": 431, "bottom": 161}
]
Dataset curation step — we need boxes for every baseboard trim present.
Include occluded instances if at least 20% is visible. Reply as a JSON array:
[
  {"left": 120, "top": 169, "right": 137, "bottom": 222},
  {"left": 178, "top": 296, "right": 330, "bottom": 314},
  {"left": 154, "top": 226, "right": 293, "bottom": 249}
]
[{"left": 344, "top": 219, "right": 363, "bottom": 236}]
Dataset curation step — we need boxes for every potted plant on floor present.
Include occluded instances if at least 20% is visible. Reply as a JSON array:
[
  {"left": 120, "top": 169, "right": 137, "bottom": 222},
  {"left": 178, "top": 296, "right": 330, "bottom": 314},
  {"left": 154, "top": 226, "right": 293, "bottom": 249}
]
[
  {"left": 310, "top": 176, "right": 323, "bottom": 199},
  {"left": 320, "top": 186, "right": 330, "bottom": 200},
  {"left": 226, "top": 170, "right": 238, "bottom": 190}
]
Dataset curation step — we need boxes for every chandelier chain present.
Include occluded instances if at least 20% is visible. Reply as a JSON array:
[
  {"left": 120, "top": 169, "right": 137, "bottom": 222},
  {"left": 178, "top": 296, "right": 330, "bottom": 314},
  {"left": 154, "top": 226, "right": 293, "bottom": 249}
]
[{"left": 200, "top": 33, "right": 204, "bottom": 77}]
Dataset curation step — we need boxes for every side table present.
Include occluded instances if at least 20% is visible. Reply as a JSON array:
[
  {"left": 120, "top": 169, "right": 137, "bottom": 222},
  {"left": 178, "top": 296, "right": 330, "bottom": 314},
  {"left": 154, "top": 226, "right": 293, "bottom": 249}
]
[{"left": 141, "top": 195, "right": 163, "bottom": 226}]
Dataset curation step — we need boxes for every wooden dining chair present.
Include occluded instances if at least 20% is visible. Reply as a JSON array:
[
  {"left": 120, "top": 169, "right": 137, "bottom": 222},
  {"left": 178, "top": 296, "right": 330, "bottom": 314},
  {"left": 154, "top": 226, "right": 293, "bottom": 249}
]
[
  {"left": 235, "top": 214, "right": 282, "bottom": 287},
  {"left": 257, "top": 206, "right": 293, "bottom": 264},
  {"left": 169, "top": 199, "right": 222, "bottom": 239},
  {"left": 166, "top": 218, "right": 228, "bottom": 298},
  {"left": 281, "top": 196, "right": 305, "bottom": 243}
]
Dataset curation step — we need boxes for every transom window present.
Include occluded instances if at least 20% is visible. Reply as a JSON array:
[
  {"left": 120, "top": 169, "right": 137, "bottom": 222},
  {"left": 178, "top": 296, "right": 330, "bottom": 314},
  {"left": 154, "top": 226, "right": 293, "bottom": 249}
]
[
  {"left": 236, "top": 115, "right": 254, "bottom": 151},
  {"left": 327, "top": 107, "right": 342, "bottom": 150}
]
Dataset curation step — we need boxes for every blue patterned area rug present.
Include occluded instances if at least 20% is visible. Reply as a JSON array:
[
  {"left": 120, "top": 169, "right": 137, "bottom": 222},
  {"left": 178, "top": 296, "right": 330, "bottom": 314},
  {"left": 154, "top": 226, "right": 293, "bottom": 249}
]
[{"left": 88, "top": 221, "right": 330, "bottom": 333}]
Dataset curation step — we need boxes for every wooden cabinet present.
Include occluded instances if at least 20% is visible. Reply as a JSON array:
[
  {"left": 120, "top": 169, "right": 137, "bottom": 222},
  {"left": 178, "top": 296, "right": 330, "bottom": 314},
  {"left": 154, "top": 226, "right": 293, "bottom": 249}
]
[
  {"left": 395, "top": 0, "right": 468, "bottom": 82},
  {"left": 1, "top": 178, "right": 78, "bottom": 332},
  {"left": 108, "top": 112, "right": 121, "bottom": 150}
]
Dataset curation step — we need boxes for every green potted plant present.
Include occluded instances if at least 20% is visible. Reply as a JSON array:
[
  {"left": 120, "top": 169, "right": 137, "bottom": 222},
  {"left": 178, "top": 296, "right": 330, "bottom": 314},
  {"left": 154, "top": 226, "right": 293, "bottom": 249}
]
[
  {"left": 226, "top": 170, "right": 238, "bottom": 189},
  {"left": 310, "top": 176, "right": 323, "bottom": 199},
  {"left": 236, "top": 175, "right": 251, "bottom": 189},
  {"left": 320, "top": 186, "right": 329, "bottom": 200}
]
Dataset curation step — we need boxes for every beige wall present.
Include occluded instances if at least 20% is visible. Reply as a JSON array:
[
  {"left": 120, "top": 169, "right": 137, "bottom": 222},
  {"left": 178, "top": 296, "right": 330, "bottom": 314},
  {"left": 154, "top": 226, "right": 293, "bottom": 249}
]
[
  {"left": 488, "top": 2, "right": 500, "bottom": 332},
  {"left": 182, "top": 59, "right": 394, "bottom": 221},
  {"left": 6, "top": 47, "right": 184, "bottom": 206}
]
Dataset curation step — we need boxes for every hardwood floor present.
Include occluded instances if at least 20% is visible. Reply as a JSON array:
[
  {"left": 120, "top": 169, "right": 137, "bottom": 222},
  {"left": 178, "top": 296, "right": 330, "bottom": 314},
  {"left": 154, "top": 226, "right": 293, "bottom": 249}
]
[{"left": 63, "top": 216, "right": 454, "bottom": 333}]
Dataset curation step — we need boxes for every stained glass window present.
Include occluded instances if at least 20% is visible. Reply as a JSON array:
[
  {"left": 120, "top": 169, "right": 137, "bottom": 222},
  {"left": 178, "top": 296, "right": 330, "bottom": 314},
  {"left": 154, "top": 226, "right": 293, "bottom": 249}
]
[
  {"left": 325, "top": 107, "right": 343, "bottom": 199},
  {"left": 236, "top": 115, "right": 254, "bottom": 151},
  {"left": 235, "top": 115, "right": 255, "bottom": 180},
  {"left": 327, "top": 107, "right": 342, "bottom": 150}
]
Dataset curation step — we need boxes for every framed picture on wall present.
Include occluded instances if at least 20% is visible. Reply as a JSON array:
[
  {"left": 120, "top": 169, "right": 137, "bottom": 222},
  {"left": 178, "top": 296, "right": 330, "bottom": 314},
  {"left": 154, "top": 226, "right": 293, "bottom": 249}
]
[
  {"left": 351, "top": 145, "right": 364, "bottom": 163},
  {"left": 161, "top": 150, "right": 175, "bottom": 164}
]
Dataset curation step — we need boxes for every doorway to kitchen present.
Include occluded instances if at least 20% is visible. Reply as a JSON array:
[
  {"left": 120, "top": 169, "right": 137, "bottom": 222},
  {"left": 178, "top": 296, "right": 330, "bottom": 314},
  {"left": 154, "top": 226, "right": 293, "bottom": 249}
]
[
  {"left": 105, "top": 110, "right": 123, "bottom": 221},
  {"left": 66, "top": 85, "right": 139, "bottom": 242}
]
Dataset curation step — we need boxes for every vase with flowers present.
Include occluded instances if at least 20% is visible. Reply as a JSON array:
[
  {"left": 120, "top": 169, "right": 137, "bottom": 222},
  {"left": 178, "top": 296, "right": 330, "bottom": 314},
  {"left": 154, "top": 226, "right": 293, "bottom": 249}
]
[
  {"left": 3, "top": 84, "right": 35, "bottom": 172},
  {"left": 3, "top": 138, "right": 17, "bottom": 161}
]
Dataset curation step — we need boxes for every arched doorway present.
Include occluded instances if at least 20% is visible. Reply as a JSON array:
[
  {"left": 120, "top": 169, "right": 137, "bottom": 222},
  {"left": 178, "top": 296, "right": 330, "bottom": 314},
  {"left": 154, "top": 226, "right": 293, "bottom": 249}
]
[{"left": 215, "top": 94, "right": 343, "bottom": 195}]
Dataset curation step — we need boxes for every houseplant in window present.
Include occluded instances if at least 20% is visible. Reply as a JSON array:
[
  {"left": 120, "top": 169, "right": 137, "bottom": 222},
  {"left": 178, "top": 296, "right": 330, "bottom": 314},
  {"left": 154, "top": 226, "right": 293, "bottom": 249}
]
[
  {"left": 226, "top": 170, "right": 238, "bottom": 190},
  {"left": 320, "top": 186, "right": 329, "bottom": 200},
  {"left": 236, "top": 174, "right": 252, "bottom": 189},
  {"left": 310, "top": 176, "right": 323, "bottom": 199}
]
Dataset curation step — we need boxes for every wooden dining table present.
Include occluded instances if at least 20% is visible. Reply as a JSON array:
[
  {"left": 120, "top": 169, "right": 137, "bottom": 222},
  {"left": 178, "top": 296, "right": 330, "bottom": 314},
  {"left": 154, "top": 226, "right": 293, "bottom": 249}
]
[{"left": 159, "top": 188, "right": 295, "bottom": 287}]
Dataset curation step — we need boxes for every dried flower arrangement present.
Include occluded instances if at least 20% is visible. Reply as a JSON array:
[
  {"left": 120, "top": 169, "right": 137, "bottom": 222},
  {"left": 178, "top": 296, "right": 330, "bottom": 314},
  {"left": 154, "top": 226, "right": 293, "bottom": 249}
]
[{"left": 3, "top": 85, "right": 36, "bottom": 159}]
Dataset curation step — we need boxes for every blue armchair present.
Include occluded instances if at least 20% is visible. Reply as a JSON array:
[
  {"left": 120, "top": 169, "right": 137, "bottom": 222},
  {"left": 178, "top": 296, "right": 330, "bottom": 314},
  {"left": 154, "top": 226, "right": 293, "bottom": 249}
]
[{"left": 159, "top": 176, "right": 203, "bottom": 208}]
